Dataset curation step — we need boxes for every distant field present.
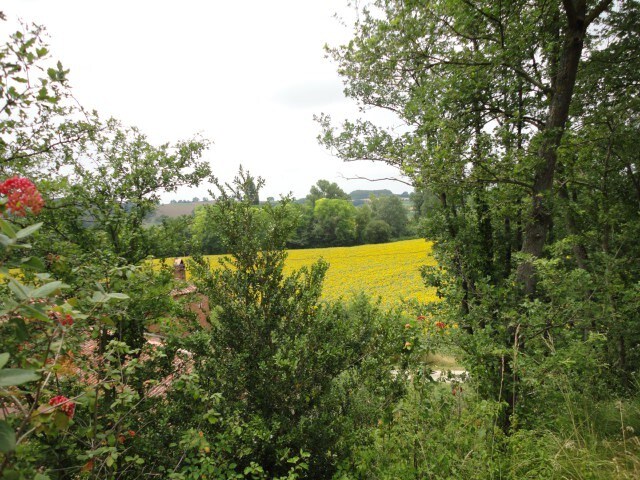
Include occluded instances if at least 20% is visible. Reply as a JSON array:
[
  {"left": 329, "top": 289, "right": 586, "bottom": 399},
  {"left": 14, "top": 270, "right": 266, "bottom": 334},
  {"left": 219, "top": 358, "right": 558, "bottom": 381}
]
[
  {"left": 164, "top": 238, "right": 438, "bottom": 306},
  {"left": 145, "top": 201, "right": 213, "bottom": 224}
]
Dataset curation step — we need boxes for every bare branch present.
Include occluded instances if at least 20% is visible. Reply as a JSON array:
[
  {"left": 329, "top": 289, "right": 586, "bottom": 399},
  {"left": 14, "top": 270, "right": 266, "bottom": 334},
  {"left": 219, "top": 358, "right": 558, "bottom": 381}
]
[{"left": 339, "top": 173, "right": 413, "bottom": 187}]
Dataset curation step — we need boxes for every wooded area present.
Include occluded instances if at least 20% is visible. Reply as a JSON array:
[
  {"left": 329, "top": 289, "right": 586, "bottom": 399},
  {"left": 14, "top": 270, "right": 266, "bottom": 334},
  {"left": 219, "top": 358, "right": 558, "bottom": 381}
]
[{"left": 1, "top": 1, "right": 639, "bottom": 478}]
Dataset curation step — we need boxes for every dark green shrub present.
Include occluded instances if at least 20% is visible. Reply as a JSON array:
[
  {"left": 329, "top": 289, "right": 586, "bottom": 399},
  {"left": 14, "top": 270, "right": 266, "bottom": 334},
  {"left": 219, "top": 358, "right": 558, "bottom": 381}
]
[
  {"left": 189, "top": 172, "right": 407, "bottom": 477},
  {"left": 364, "top": 220, "right": 392, "bottom": 244}
]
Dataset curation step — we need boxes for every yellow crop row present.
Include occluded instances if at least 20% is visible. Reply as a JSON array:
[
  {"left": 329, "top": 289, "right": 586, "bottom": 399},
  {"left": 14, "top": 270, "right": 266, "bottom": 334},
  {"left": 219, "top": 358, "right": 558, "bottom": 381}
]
[{"left": 163, "top": 238, "right": 437, "bottom": 306}]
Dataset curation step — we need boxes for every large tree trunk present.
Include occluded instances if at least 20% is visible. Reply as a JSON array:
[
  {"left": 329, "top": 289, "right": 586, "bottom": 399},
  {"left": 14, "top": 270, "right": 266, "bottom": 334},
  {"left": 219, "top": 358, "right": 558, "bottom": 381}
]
[{"left": 517, "top": 7, "right": 587, "bottom": 296}]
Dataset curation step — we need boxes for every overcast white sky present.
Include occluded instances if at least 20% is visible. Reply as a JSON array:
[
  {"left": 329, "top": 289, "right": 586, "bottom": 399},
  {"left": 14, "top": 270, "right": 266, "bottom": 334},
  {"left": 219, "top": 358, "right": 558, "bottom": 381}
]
[{"left": 2, "top": 0, "right": 411, "bottom": 201}]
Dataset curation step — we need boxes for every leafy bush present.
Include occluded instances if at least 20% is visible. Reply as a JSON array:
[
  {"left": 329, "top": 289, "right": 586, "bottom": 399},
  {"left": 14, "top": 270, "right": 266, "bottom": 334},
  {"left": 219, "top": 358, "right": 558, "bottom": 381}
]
[
  {"left": 187, "top": 171, "right": 407, "bottom": 477},
  {"left": 364, "top": 220, "right": 392, "bottom": 244}
]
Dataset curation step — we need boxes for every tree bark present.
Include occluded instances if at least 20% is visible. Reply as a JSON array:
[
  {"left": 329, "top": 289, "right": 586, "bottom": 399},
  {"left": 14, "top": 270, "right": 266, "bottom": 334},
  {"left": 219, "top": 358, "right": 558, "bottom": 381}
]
[{"left": 517, "top": 6, "right": 588, "bottom": 296}]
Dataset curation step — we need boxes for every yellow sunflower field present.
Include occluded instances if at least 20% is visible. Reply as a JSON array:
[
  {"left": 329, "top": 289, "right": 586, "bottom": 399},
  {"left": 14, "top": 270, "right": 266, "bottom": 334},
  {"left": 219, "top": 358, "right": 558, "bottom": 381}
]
[
  {"left": 162, "top": 238, "right": 438, "bottom": 306},
  {"left": 283, "top": 238, "right": 438, "bottom": 305}
]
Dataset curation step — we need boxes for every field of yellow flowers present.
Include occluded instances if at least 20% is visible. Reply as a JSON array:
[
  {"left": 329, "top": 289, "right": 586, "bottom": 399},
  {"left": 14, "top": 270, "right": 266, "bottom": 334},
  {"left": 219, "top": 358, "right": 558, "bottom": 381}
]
[
  {"left": 171, "top": 238, "right": 437, "bottom": 306},
  {"left": 283, "top": 238, "right": 437, "bottom": 305}
]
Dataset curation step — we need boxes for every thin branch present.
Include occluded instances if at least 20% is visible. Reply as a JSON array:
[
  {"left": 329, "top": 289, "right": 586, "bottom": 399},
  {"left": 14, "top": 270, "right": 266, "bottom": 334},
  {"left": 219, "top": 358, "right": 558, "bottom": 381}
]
[
  {"left": 472, "top": 175, "right": 533, "bottom": 190},
  {"left": 339, "top": 173, "right": 413, "bottom": 187},
  {"left": 503, "top": 63, "right": 553, "bottom": 96},
  {"left": 460, "top": 0, "right": 501, "bottom": 24}
]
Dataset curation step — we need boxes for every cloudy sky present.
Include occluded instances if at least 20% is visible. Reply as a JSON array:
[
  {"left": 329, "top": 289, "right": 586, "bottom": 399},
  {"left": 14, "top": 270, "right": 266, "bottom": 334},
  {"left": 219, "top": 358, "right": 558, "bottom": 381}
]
[{"left": 2, "top": 0, "right": 410, "bottom": 201}]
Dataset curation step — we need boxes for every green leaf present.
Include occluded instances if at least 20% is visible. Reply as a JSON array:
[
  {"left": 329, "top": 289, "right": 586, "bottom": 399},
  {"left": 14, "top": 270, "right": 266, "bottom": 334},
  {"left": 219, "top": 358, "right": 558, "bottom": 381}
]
[
  {"left": 53, "top": 410, "right": 70, "bottom": 430},
  {"left": 31, "top": 281, "right": 66, "bottom": 298},
  {"left": 8, "top": 278, "right": 31, "bottom": 300},
  {"left": 10, "top": 317, "right": 28, "bottom": 341},
  {"left": 2, "top": 470, "right": 19, "bottom": 480},
  {"left": 8, "top": 243, "right": 32, "bottom": 250},
  {"left": 0, "top": 233, "right": 14, "bottom": 247},
  {"left": 90, "top": 291, "right": 106, "bottom": 303},
  {"left": 15, "top": 222, "right": 42, "bottom": 239},
  {"left": 106, "top": 292, "right": 129, "bottom": 301},
  {"left": 21, "top": 256, "right": 46, "bottom": 271},
  {"left": 0, "top": 353, "right": 9, "bottom": 369},
  {"left": 19, "top": 304, "right": 50, "bottom": 322},
  {"left": 0, "top": 368, "right": 40, "bottom": 387},
  {"left": 0, "top": 420, "right": 16, "bottom": 453},
  {"left": 0, "top": 217, "right": 16, "bottom": 239}
]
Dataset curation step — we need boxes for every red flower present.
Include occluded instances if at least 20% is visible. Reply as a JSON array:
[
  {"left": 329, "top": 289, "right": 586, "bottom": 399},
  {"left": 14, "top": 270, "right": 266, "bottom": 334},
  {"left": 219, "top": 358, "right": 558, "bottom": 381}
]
[
  {"left": 49, "top": 395, "right": 75, "bottom": 418},
  {"left": 435, "top": 321, "right": 446, "bottom": 329},
  {"left": 416, "top": 315, "right": 426, "bottom": 321},
  {"left": 48, "top": 311, "right": 74, "bottom": 327},
  {"left": 61, "top": 314, "right": 73, "bottom": 327},
  {"left": 0, "top": 176, "right": 44, "bottom": 216}
]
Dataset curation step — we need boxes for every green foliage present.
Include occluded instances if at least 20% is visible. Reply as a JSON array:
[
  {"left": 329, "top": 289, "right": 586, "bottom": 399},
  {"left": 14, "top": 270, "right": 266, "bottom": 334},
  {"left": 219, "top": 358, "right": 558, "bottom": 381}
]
[
  {"left": 189, "top": 203, "right": 226, "bottom": 254},
  {"left": 311, "top": 198, "right": 357, "bottom": 246},
  {"left": 364, "top": 219, "right": 392, "bottom": 244},
  {"left": 34, "top": 117, "right": 211, "bottom": 264},
  {"left": 355, "top": 203, "right": 373, "bottom": 243},
  {"left": 0, "top": 194, "right": 208, "bottom": 479},
  {"left": 0, "top": 21, "right": 75, "bottom": 178},
  {"left": 322, "top": 0, "right": 639, "bottom": 424},
  {"left": 188, "top": 172, "right": 407, "bottom": 477},
  {"left": 306, "top": 179, "right": 349, "bottom": 207},
  {"left": 319, "top": 0, "right": 640, "bottom": 477},
  {"left": 147, "top": 214, "right": 196, "bottom": 258},
  {"left": 3, "top": 4, "right": 640, "bottom": 478},
  {"left": 370, "top": 195, "right": 408, "bottom": 238}
]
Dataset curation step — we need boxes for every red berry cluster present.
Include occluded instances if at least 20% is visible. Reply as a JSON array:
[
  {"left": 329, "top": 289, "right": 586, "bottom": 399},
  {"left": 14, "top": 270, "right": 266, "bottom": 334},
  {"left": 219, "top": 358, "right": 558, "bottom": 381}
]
[
  {"left": 0, "top": 176, "right": 44, "bottom": 216},
  {"left": 49, "top": 311, "right": 74, "bottom": 327},
  {"left": 117, "top": 430, "right": 136, "bottom": 444},
  {"left": 48, "top": 395, "right": 75, "bottom": 418}
]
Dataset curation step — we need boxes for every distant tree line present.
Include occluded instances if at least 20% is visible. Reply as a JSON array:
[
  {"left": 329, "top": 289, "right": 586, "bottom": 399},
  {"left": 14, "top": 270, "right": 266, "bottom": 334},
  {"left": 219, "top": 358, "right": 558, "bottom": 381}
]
[
  {"left": 168, "top": 197, "right": 210, "bottom": 204},
  {"left": 146, "top": 179, "right": 438, "bottom": 257}
]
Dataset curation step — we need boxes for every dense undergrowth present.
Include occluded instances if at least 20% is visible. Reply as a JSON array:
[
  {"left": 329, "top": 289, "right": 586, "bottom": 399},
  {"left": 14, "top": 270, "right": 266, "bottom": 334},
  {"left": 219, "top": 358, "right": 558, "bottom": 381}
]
[
  {"left": 2, "top": 174, "right": 639, "bottom": 479},
  {"left": 2, "top": 3, "right": 640, "bottom": 478}
]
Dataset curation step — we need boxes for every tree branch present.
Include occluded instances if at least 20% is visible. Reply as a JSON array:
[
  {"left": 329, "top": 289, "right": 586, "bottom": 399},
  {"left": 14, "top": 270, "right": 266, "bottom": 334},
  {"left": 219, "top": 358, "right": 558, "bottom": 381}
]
[
  {"left": 503, "top": 64, "right": 553, "bottom": 96},
  {"left": 585, "top": 0, "right": 613, "bottom": 26},
  {"left": 338, "top": 173, "right": 413, "bottom": 187}
]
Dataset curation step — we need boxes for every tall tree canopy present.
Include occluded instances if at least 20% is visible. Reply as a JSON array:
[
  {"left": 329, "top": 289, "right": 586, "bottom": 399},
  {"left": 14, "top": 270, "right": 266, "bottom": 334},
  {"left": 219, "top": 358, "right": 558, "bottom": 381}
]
[
  {"left": 321, "top": 0, "right": 639, "bottom": 425},
  {"left": 321, "top": 0, "right": 625, "bottom": 291},
  {"left": 306, "top": 179, "right": 350, "bottom": 206}
]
